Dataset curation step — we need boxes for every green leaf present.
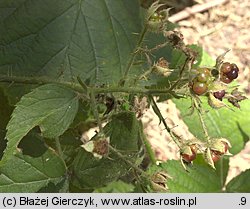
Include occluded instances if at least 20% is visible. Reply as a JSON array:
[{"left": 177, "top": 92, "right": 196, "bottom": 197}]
[
  {"left": 105, "top": 111, "right": 141, "bottom": 151},
  {"left": 3, "top": 84, "right": 79, "bottom": 163},
  {"left": 0, "top": 152, "right": 66, "bottom": 192},
  {"left": 0, "top": 88, "right": 13, "bottom": 159},
  {"left": 72, "top": 149, "right": 129, "bottom": 189},
  {"left": 72, "top": 111, "right": 143, "bottom": 189},
  {"left": 94, "top": 180, "right": 135, "bottom": 193},
  {"left": 174, "top": 99, "right": 250, "bottom": 155},
  {"left": 162, "top": 160, "right": 221, "bottom": 192},
  {"left": 215, "top": 158, "right": 230, "bottom": 188},
  {"left": 0, "top": 0, "right": 141, "bottom": 84},
  {"left": 226, "top": 169, "right": 250, "bottom": 192}
]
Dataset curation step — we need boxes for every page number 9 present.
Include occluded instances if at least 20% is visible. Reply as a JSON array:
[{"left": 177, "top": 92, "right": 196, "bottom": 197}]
[{"left": 240, "top": 197, "right": 246, "bottom": 205}]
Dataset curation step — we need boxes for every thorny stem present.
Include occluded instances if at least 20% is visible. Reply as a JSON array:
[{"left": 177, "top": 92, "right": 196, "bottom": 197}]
[
  {"left": 149, "top": 95, "right": 181, "bottom": 148},
  {"left": 168, "top": 58, "right": 189, "bottom": 91},
  {"left": 193, "top": 97, "right": 210, "bottom": 141},
  {"left": 0, "top": 75, "right": 182, "bottom": 96},
  {"left": 120, "top": 25, "right": 148, "bottom": 86},
  {"left": 197, "top": 110, "right": 209, "bottom": 140}
]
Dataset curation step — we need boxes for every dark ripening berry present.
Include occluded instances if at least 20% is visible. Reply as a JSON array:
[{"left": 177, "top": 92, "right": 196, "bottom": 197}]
[
  {"left": 220, "top": 62, "right": 231, "bottom": 74},
  {"left": 190, "top": 144, "right": 197, "bottom": 153},
  {"left": 182, "top": 153, "right": 196, "bottom": 163},
  {"left": 211, "top": 69, "right": 219, "bottom": 76},
  {"left": 220, "top": 74, "right": 232, "bottom": 84},
  {"left": 225, "top": 68, "right": 239, "bottom": 80},
  {"left": 213, "top": 90, "right": 225, "bottom": 101},
  {"left": 221, "top": 141, "right": 229, "bottom": 154},
  {"left": 197, "top": 72, "right": 208, "bottom": 83},
  {"left": 211, "top": 150, "right": 221, "bottom": 162},
  {"left": 231, "top": 63, "right": 239, "bottom": 72},
  {"left": 192, "top": 82, "right": 208, "bottom": 95}
]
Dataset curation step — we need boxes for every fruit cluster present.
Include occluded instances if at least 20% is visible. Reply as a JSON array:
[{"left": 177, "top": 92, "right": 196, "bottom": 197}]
[
  {"left": 220, "top": 62, "right": 239, "bottom": 84},
  {"left": 191, "top": 68, "right": 212, "bottom": 95},
  {"left": 191, "top": 62, "right": 240, "bottom": 103},
  {"left": 180, "top": 138, "right": 231, "bottom": 169}
]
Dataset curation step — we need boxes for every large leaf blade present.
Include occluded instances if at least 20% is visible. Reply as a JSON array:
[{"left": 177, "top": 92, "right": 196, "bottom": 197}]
[
  {"left": 174, "top": 99, "right": 250, "bottom": 155},
  {"left": 0, "top": 0, "right": 141, "bottom": 84},
  {"left": 3, "top": 84, "right": 78, "bottom": 163},
  {"left": 226, "top": 169, "right": 250, "bottom": 192},
  {"left": 72, "top": 111, "right": 143, "bottom": 189},
  {"left": 0, "top": 150, "right": 66, "bottom": 192},
  {"left": 159, "top": 160, "right": 221, "bottom": 192}
]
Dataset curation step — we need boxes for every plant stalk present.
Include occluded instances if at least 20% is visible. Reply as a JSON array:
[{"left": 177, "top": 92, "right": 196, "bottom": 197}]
[
  {"left": 0, "top": 75, "right": 183, "bottom": 96},
  {"left": 120, "top": 25, "right": 148, "bottom": 86},
  {"left": 149, "top": 95, "right": 181, "bottom": 148}
]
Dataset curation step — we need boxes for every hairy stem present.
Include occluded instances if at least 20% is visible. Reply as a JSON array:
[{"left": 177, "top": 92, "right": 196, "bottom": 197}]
[
  {"left": 0, "top": 75, "right": 182, "bottom": 96},
  {"left": 90, "top": 89, "right": 103, "bottom": 132},
  {"left": 193, "top": 97, "right": 210, "bottom": 141},
  {"left": 197, "top": 110, "right": 209, "bottom": 140},
  {"left": 149, "top": 95, "right": 181, "bottom": 148},
  {"left": 120, "top": 25, "right": 148, "bottom": 86},
  {"left": 168, "top": 58, "right": 189, "bottom": 91}
]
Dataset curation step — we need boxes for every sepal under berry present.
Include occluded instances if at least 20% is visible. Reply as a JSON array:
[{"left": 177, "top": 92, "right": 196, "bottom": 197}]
[
  {"left": 204, "top": 148, "right": 217, "bottom": 169},
  {"left": 150, "top": 171, "right": 172, "bottom": 192},
  {"left": 208, "top": 92, "right": 228, "bottom": 109},
  {"left": 209, "top": 138, "right": 232, "bottom": 156}
]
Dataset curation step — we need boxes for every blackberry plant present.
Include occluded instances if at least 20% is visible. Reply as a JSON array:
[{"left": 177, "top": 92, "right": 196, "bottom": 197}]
[{"left": 0, "top": 0, "right": 249, "bottom": 193}]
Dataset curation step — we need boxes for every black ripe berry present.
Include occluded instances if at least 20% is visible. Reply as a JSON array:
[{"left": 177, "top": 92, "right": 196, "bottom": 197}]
[
  {"left": 220, "top": 62, "right": 239, "bottom": 84},
  {"left": 213, "top": 90, "right": 225, "bottom": 101},
  {"left": 220, "top": 62, "right": 231, "bottom": 74},
  {"left": 225, "top": 64, "right": 239, "bottom": 80}
]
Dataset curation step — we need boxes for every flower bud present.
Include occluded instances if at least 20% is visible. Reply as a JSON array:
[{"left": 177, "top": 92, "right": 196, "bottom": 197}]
[
  {"left": 146, "top": 1, "right": 170, "bottom": 32},
  {"left": 208, "top": 92, "right": 228, "bottom": 109}
]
